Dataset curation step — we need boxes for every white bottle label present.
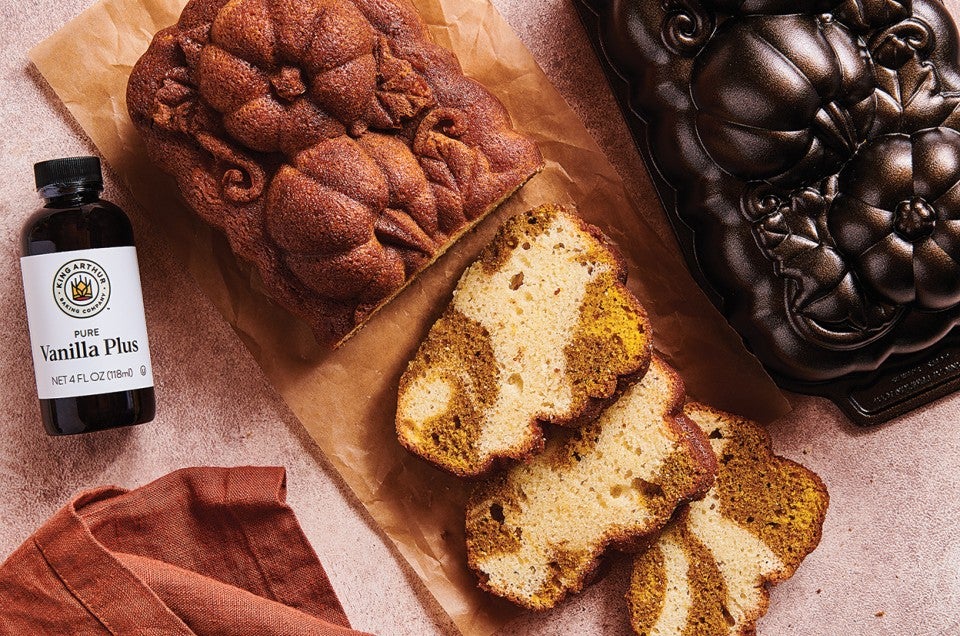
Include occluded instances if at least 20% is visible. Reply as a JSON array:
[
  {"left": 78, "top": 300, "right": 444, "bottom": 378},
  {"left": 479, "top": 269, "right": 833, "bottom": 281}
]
[{"left": 20, "top": 246, "right": 154, "bottom": 399}]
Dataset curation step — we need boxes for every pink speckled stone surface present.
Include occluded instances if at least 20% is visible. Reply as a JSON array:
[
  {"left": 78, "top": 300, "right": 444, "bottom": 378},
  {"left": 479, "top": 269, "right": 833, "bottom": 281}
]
[{"left": 2, "top": 1, "right": 960, "bottom": 635}]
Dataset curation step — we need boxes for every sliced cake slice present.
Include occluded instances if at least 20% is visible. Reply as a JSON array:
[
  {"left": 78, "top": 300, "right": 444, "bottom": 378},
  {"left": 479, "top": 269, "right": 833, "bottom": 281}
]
[
  {"left": 465, "top": 356, "right": 717, "bottom": 610},
  {"left": 627, "top": 403, "right": 829, "bottom": 636},
  {"left": 396, "top": 204, "right": 652, "bottom": 477}
]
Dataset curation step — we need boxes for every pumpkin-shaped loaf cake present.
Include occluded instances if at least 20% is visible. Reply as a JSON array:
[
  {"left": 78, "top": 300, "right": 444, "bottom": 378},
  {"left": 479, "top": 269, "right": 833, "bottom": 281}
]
[{"left": 128, "top": 0, "right": 542, "bottom": 347}]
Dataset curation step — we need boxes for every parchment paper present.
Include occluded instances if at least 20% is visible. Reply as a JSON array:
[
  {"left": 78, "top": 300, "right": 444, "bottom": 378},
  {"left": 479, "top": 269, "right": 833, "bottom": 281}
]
[{"left": 30, "top": 0, "right": 790, "bottom": 633}]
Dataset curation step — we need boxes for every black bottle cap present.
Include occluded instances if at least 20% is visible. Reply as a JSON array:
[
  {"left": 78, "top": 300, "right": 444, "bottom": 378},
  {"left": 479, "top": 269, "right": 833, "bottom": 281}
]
[{"left": 34, "top": 156, "right": 103, "bottom": 192}]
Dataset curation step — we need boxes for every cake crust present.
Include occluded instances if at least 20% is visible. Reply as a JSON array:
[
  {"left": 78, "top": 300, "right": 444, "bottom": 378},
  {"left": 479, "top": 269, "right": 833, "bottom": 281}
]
[{"left": 127, "top": 0, "right": 542, "bottom": 347}]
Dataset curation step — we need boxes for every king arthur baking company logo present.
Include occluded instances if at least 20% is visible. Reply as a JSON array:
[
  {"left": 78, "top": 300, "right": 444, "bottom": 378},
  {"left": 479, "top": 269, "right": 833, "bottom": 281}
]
[{"left": 53, "top": 259, "right": 111, "bottom": 318}]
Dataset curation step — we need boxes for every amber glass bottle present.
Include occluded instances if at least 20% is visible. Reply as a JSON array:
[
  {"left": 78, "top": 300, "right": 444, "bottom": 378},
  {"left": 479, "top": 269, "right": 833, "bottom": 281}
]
[{"left": 21, "top": 157, "right": 155, "bottom": 435}]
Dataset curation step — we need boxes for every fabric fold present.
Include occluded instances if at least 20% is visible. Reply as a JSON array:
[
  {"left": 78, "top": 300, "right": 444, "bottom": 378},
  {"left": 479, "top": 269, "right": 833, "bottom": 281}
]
[{"left": 0, "top": 466, "right": 372, "bottom": 636}]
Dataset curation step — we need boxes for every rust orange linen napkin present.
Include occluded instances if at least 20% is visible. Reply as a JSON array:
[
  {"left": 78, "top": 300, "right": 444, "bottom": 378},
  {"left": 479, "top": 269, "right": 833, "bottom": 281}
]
[{"left": 0, "top": 466, "right": 372, "bottom": 635}]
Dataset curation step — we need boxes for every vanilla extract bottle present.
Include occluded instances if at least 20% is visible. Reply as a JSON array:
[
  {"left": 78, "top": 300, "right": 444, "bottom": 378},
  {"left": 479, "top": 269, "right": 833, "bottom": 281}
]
[{"left": 20, "top": 157, "right": 155, "bottom": 435}]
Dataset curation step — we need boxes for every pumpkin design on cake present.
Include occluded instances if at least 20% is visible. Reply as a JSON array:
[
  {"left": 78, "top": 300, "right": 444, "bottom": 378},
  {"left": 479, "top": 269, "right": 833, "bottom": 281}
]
[{"left": 128, "top": 0, "right": 542, "bottom": 347}]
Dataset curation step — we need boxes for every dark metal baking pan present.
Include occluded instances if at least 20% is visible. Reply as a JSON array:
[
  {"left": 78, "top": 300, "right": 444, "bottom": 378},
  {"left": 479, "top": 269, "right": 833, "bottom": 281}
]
[{"left": 574, "top": 0, "right": 960, "bottom": 424}]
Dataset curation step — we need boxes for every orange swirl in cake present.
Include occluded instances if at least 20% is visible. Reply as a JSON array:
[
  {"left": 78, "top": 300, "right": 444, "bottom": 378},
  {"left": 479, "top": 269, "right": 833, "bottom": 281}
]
[
  {"left": 464, "top": 357, "right": 716, "bottom": 609},
  {"left": 628, "top": 403, "right": 829, "bottom": 636},
  {"left": 396, "top": 204, "right": 651, "bottom": 477}
]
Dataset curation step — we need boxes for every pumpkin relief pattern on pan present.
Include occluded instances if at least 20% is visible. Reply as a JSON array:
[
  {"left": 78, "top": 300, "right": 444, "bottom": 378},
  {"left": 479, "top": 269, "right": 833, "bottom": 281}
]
[
  {"left": 655, "top": 0, "right": 960, "bottom": 350},
  {"left": 691, "top": 14, "right": 877, "bottom": 186}
]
